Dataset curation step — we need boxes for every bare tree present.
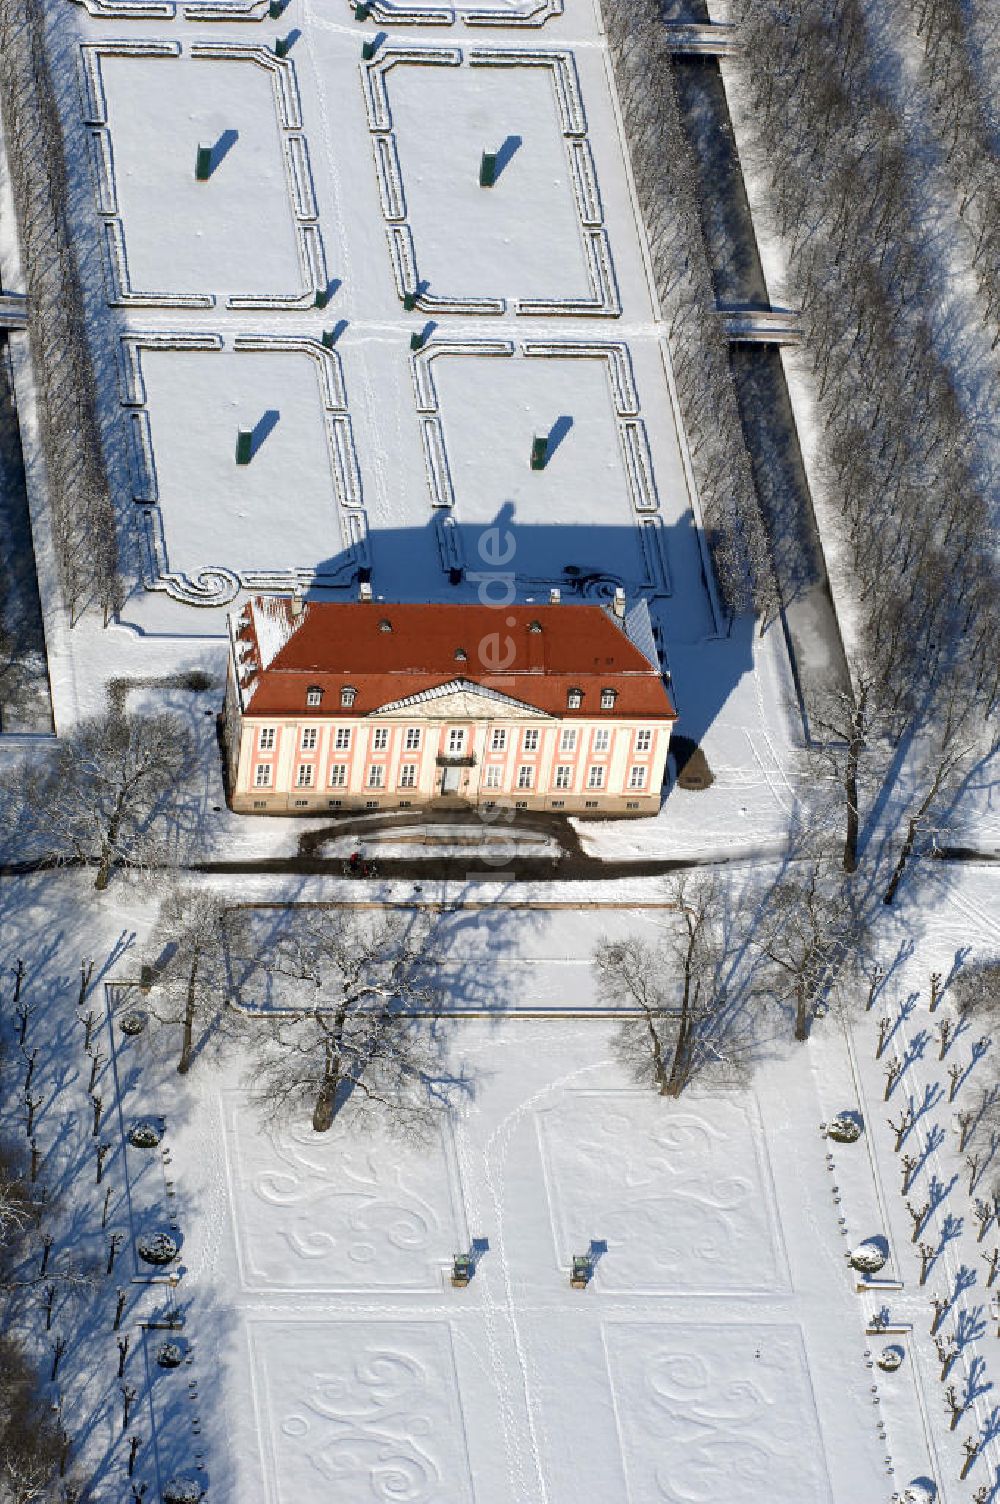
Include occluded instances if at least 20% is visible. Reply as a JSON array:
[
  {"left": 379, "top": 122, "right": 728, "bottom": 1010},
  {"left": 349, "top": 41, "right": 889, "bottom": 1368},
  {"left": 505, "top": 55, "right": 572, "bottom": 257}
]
[
  {"left": 0, "top": 1143, "right": 32, "bottom": 1256},
  {"left": 0, "top": 1336, "right": 62, "bottom": 1502},
  {"left": 953, "top": 960, "right": 1000, "bottom": 1020},
  {"left": 245, "top": 911, "right": 465, "bottom": 1134},
  {"left": 805, "top": 669, "right": 882, "bottom": 872},
  {"left": 755, "top": 861, "right": 856, "bottom": 1041},
  {"left": 144, "top": 888, "right": 254, "bottom": 1074},
  {"left": 594, "top": 873, "right": 745, "bottom": 1097},
  {"left": 882, "top": 695, "right": 986, "bottom": 904},
  {"left": 12, "top": 711, "right": 196, "bottom": 888}
]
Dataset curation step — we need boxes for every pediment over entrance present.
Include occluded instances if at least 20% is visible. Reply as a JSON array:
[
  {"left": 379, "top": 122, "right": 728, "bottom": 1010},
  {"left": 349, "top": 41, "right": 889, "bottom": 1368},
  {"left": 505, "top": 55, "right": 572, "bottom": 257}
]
[{"left": 371, "top": 678, "right": 552, "bottom": 721}]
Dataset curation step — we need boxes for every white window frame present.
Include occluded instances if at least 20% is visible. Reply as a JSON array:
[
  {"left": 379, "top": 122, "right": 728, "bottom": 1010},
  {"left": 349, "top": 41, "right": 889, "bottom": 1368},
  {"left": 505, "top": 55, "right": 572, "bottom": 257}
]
[
  {"left": 593, "top": 729, "right": 610, "bottom": 754},
  {"left": 636, "top": 729, "right": 652, "bottom": 752},
  {"left": 629, "top": 766, "right": 646, "bottom": 789},
  {"left": 301, "top": 727, "right": 317, "bottom": 751},
  {"left": 254, "top": 764, "right": 272, "bottom": 788},
  {"left": 601, "top": 688, "right": 617, "bottom": 710},
  {"left": 399, "top": 764, "right": 417, "bottom": 789},
  {"left": 334, "top": 727, "right": 351, "bottom": 750},
  {"left": 448, "top": 728, "right": 465, "bottom": 754},
  {"left": 483, "top": 765, "right": 501, "bottom": 789},
  {"left": 258, "top": 727, "right": 275, "bottom": 751},
  {"left": 567, "top": 688, "right": 583, "bottom": 709},
  {"left": 306, "top": 687, "right": 323, "bottom": 707},
  {"left": 368, "top": 765, "right": 385, "bottom": 788},
  {"left": 295, "top": 764, "right": 314, "bottom": 788},
  {"left": 560, "top": 728, "right": 577, "bottom": 752},
  {"left": 555, "top": 765, "right": 571, "bottom": 790},
  {"left": 328, "top": 764, "right": 347, "bottom": 787},
  {"left": 517, "top": 765, "right": 533, "bottom": 790},
  {"left": 523, "top": 729, "right": 539, "bottom": 752},
  {"left": 372, "top": 727, "right": 388, "bottom": 751},
  {"left": 405, "top": 727, "right": 421, "bottom": 751},
  {"left": 340, "top": 686, "right": 356, "bottom": 708},
  {"left": 587, "top": 765, "right": 605, "bottom": 789},
  {"left": 491, "top": 728, "right": 507, "bottom": 752}
]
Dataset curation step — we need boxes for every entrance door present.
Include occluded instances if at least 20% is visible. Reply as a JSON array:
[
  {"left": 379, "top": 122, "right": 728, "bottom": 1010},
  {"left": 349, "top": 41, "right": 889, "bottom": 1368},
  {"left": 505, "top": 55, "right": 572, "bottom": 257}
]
[{"left": 441, "top": 766, "right": 461, "bottom": 795}]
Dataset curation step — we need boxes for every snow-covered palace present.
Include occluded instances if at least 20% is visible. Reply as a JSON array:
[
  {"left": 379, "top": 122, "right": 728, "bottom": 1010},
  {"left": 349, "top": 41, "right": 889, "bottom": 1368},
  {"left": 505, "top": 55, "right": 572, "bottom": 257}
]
[{"left": 223, "top": 593, "right": 677, "bottom": 816}]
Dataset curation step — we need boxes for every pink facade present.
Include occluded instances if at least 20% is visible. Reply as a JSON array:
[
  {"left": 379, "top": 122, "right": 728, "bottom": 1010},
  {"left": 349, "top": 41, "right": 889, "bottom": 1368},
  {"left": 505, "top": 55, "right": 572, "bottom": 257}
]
[{"left": 223, "top": 597, "right": 677, "bottom": 817}]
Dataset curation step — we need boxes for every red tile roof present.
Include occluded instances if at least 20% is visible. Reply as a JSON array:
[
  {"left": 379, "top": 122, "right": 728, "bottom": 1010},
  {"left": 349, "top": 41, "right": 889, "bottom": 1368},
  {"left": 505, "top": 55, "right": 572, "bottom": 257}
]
[{"left": 231, "top": 599, "right": 676, "bottom": 720}]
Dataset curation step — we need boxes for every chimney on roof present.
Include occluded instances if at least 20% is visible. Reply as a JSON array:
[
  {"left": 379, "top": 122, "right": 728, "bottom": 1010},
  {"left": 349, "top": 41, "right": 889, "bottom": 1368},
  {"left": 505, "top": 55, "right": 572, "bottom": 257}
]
[
  {"left": 549, "top": 587, "right": 561, "bottom": 605},
  {"left": 359, "top": 581, "right": 373, "bottom": 603},
  {"left": 290, "top": 587, "right": 304, "bottom": 621},
  {"left": 612, "top": 586, "right": 626, "bottom": 620}
]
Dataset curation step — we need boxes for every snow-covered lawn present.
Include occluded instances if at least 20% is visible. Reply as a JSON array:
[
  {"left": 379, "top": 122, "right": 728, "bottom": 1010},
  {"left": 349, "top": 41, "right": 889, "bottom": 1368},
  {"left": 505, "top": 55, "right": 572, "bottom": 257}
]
[
  {"left": 177, "top": 1024, "right": 886, "bottom": 1504},
  {"left": 139, "top": 345, "right": 347, "bottom": 578},
  {"left": 95, "top": 51, "right": 302, "bottom": 302},
  {"left": 5, "top": 867, "right": 1000, "bottom": 1500},
  {"left": 384, "top": 59, "right": 595, "bottom": 305}
]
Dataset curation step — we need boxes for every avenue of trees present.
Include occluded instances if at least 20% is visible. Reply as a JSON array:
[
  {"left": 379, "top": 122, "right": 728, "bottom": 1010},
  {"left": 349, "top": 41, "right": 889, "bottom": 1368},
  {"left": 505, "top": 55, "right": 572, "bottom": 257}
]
[
  {"left": 600, "top": 0, "right": 776, "bottom": 618},
  {"left": 725, "top": 0, "right": 1000, "bottom": 895},
  {"left": 908, "top": 0, "right": 1000, "bottom": 342},
  {"left": 0, "top": 0, "right": 122, "bottom": 625}
]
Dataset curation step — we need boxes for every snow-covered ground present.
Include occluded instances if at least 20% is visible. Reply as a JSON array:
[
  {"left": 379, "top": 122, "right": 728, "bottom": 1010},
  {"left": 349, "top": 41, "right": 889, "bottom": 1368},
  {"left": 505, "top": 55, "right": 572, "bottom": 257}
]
[
  {"left": 0, "top": 0, "right": 817, "bottom": 869},
  {"left": 5, "top": 864, "right": 1000, "bottom": 1502},
  {"left": 1, "top": 2, "right": 997, "bottom": 1500}
]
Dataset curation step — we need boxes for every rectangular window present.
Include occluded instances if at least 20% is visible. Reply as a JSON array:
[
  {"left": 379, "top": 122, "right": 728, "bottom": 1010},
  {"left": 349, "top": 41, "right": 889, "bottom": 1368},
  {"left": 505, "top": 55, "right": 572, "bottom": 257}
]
[
  {"left": 560, "top": 728, "right": 577, "bottom": 752},
  {"left": 567, "top": 689, "right": 582, "bottom": 709},
  {"left": 295, "top": 764, "right": 314, "bottom": 788},
  {"left": 601, "top": 688, "right": 617, "bottom": 709},
  {"left": 491, "top": 728, "right": 507, "bottom": 752},
  {"left": 593, "top": 729, "right": 610, "bottom": 753},
  {"left": 484, "top": 765, "right": 501, "bottom": 789},
  {"left": 551, "top": 799, "right": 564, "bottom": 808},
  {"left": 517, "top": 765, "right": 533, "bottom": 790},
  {"left": 301, "top": 727, "right": 317, "bottom": 751},
  {"left": 587, "top": 766, "right": 605, "bottom": 789},
  {"left": 405, "top": 727, "right": 421, "bottom": 751},
  {"left": 328, "top": 764, "right": 346, "bottom": 787},
  {"left": 334, "top": 727, "right": 351, "bottom": 750},
  {"left": 636, "top": 729, "right": 652, "bottom": 752},
  {"left": 368, "top": 765, "right": 385, "bottom": 788},
  {"left": 629, "top": 766, "right": 646, "bottom": 789},
  {"left": 259, "top": 727, "right": 275, "bottom": 751},
  {"left": 372, "top": 727, "right": 388, "bottom": 751},
  {"left": 555, "top": 765, "right": 571, "bottom": 790},
  {"left": 448, "top": 729, "right": 465, "bottom": 753},
  {"left": 523, "top": 729, "right": 539, "bottom": 752},
  {"left": 254, "top": 764, "right": 271, "bottom": 788},
  {"left": 399, "top": 764, "right": 416, "bottom": 788},
  {"left": 307, "top": 689, "right": 322, "bottom": 707}
]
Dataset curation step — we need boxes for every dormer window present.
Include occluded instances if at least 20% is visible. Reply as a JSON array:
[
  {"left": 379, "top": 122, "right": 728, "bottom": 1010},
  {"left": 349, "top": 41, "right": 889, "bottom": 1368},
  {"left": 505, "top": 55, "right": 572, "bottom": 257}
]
[
  {"left": 567, "top": 688, "right": 583, "bottom": 710},
  {"left": 340, "top": 685, "right": 356, "bottom": 709},
  {"left": 306, "top": 685, "right": 323, "bottom": 707},
  {"left": 601, "top": 688, "right": 617, "bottom": 710}
]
